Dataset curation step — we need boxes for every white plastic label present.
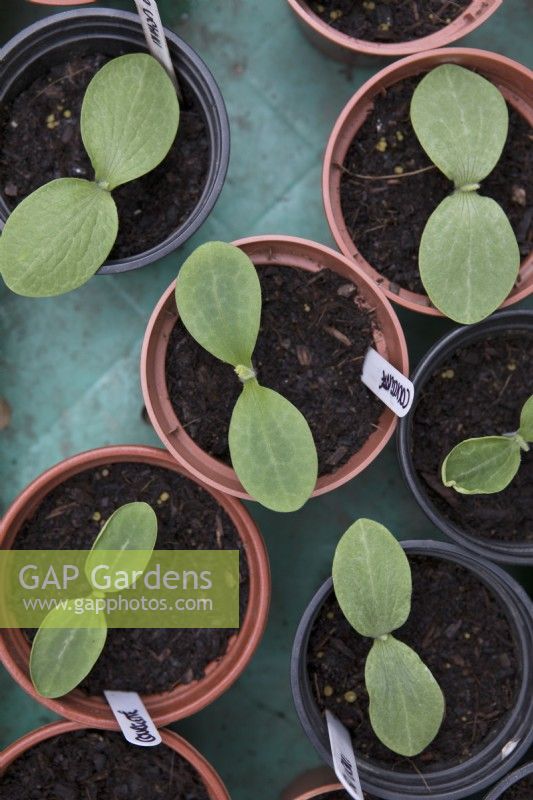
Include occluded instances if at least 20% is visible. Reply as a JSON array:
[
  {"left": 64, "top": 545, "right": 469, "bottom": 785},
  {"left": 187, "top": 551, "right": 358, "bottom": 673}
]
[
  {"left": 326, "top": 710, "right": 364, "bottom": 800},
  {"left": 133, "top": 0, "right": 178, "bottom": 91},
  {"left": 104, "top": 690, "right": 162, "bottom": 747},
  {"left": 362, "top": 347, "right": 414, "bottom": 417}
]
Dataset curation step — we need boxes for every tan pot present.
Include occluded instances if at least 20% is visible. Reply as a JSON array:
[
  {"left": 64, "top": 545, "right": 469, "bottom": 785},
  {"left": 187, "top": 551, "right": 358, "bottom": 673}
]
[
  {"left": 141, "top": 235, "right": 409, "bottom": 500},
  {"left": 286, "top": 0, "right": 502, "bottom": 62},
  {"left": 323, "top": 48, "right": 533, "bottom": 316},
  {"left": 0, "top": 720, "right": 230, "bottom": 799},
  {"left": 0, "top": 445, "right": 270, "bottom": 727},
  {"left": 281, "top": 766, "right": 342, "bottom": 799}
]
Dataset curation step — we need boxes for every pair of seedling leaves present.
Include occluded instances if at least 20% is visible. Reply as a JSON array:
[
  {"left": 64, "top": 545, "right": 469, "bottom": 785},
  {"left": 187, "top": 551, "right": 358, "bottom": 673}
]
[
  {"left": 411, "top": 64, "right": 520, "bottom": 324},
  {"left": 333, "top": 519, "right": 444, "bottom": 757},
  {"left": 442, "top": 394, "right": 533, "bottom": 495},
  {"left": 0, "top": 53, "right": 179, "bottom": 297},
  {"left": 175, "top": 241, "right": 318, "bottom": 513},
  {"left": 30, "top": 502, "right": 158, "bottom": 698}
]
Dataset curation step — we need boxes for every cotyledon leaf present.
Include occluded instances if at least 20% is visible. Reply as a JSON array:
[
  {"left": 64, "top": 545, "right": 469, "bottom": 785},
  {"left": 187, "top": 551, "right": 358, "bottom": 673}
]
[
  {"left": 228, "top": 380, "right": 317, "bottom": 512},
  {"left": 519, "top": 394, "right": 533, "bottom": 442},
  {"left": 365, "top": 635, "right": 445, "bottom": 757},
  {"left": 176, "top": 242, "right": 262, "bottom": 367},
  {"left": 30, "top": 602, "right": 107, "bottom": 698},
  {"left": 410, "top": 64, "right": 508, "bottom": 187},
  {"left": 442, "top": 435, "right": 522, "bottom": 494},
  {"left": 419, "top": 192, "right": 520, "bottom": 324},
  {"left": 81, "top": 53, "right": 179, "bottom": 190},
  {"left": 0, "top": 178, "right": 118, "bottom": 297},
  {"left": 85, "top": 502, "right": 158, "bottom": 592},
  {"left": 332, "top": 519, "right": 411, "bottom": 639}
]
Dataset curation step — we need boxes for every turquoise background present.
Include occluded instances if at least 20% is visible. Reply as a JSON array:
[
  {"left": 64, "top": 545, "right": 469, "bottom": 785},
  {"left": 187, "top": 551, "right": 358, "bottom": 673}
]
[{"left": 0, "top": 1, "right": 531, "bottom": 797}]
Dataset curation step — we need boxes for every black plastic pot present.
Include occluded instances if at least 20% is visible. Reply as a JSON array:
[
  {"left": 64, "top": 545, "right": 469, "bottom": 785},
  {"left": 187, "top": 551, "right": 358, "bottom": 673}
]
[
  {"left": 0, "top": 8, "right": 230, "bottom": 275},
  {"left": 291, "top": 539, "right": 533, "bottom": 800},
  {"left": 397, "top": 310, "right": 533, "bottom": 566},
  {"left": 483, "top": 761, "right": 533, "bottom": 799}
]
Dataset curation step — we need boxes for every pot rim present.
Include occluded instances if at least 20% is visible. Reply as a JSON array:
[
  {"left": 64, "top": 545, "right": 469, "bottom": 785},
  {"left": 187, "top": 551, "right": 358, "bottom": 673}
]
[
  {"left": 286, "top": 0, "right": 503, "bottom": 58},
  {"left": 290, "top": 538, "right": 533, "bottom": 800},
  {"left": 482, "top": 760, "right": 533, "bottom": 800},
  {"left": 0, "top": 445, "right": 270, "bottom": 727},
  {"left": 322, "top": 47, "right": 533, "bottom": 316},
  {"left": 141, "top": 234, "right": 409, "bottom": 502},
  {"left": 0, "top": 720, "right": 230, "bottom": 800},
  {"left": 397, "top": 309, "right": 533, "bottom": 565},
  {"left": 0, "top": 7, "right": 230, "bottom": 275}
]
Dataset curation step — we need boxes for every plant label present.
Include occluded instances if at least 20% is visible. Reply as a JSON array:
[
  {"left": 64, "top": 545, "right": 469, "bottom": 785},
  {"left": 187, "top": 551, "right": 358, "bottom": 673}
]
[
  {"left": 326, "top": 710, "right": 364, "bottom": 800},
  {"left": 133, "top": 0, "right": 178, "bottom": 91},
  {"left": 362, "top": 347, "right": 414, "bottom": 417},
  {"left": 104, "top": 690, "right": 162, "bottom": 747}
]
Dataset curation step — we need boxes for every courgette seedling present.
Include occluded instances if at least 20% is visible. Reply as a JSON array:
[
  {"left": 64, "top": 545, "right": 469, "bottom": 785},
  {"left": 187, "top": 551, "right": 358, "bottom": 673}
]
[
  {"left": 410, "top": 64, "right": 520, "bottom": 324},
  {"left": 174, "top": 241, "right": 318, "bottom": 513},
  {"left": 442, "top": 394, "right": 533, "bottom": 495},
  {"left": 30, "top": 501, "right": 158, "bottom": 698},
  {"left": 332, "top": 519, "right": 445, "bottom": 756},
  {"left": 0, "top": 53, "right": 179, "bottom": 297}
]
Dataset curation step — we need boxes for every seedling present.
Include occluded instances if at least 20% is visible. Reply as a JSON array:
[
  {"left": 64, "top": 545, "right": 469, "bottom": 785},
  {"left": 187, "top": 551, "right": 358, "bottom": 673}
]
[
  {"left": 174, "top": 241, "right": 318, "bottom": 512},
  {"left": 0, "top": 53, "right": 179, "bottom": 297},
  {"left": 30, "top": 502, "right": 158, "bottom": 698},
  {"left": 442, "top": 394, "right": 533, "bottom": 494},
  {"left": 410, "top": 65, "right": 520, "bottom": 324},
  {"left": 332, "top": 519, "right": 445, "bottom": 756}
]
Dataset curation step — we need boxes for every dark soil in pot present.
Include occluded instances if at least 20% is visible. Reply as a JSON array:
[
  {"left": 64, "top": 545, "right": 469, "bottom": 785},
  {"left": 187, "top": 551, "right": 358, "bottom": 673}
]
[
  {"left": 308, "top": 0, "right": 471, "bottom": 42},
  {"left": 339, "top": 75, "right": 532, "bottom": 294},
  {"left": 307, "top": 554, "right": 520, "bottom": 771},
  {"left": 501, "top": 775, "right": 533, "bottom": 799},
  {"left": 0, "top": 53, "right": 209, "bottom": 260},
  {"left": 0, "top": 730, "right": 209, "bottom": 800},
  {"left": 315, "top": 792, "right": 374, "bottom": 799},
  {"left": 412, "top": 331, "right": 533, "bottom": 543},
  {"left": 15, "top": 461, "right": 249, "bottom": 695},
  {"left": 166, "top": 265, "right": 383, "bottom": 475}
]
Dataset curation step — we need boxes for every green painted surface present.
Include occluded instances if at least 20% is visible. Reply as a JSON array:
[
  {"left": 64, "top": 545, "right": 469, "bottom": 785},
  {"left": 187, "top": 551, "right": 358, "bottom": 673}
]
[{"left": 0, "top": 1, "right": 531, "bottom": 797}]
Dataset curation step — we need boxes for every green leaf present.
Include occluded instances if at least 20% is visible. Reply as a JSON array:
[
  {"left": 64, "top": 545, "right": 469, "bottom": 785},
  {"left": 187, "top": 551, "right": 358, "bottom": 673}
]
[
  {"left": 419, "top": 192, "right": 520, "bottom": 324},
  {"left": 30, "top": 601, "right": 107, "bottom": 698},
  {"left": 332, "top": 519, "right": 411, "bottom": 639},
  {"left": 81, "top": 53, "right": 179, "bottom": 190},
  {"left": 85, "top": 502, "right": 158, "bottom": 592},
  {"left": 228, "top": 380, "right": 317, "bottom": 512},
  {"left": 519, "top": 395, "right": 533, "bottom": 442},
  {"left": 175, "top": 242, "right": 261, "bottom": 367},
  {"left": 442, "top": 435, "right": 521, "bottom": 494},
  {"left": 365, "top": 635, "right": 445, "bottom": 757},
  {"left": 0, "top": 179, "right": 118, "bottom": 297},
  {"left": 410, "top": 64, "right": 508, "bottom": 186}
]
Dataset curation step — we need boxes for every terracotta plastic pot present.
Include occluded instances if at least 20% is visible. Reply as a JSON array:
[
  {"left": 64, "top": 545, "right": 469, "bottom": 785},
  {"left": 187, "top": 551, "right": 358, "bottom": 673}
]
[
  {"left": 141, "top": 235, "right": 409, "bottom": 501},
  {"left": 291, "top": 539, "right": 533, "bottom": 800},
  {"left": 397, "top": 309, "right": 533, "bottom": 565},
  {"left": 0, "top": 445, "right": 270, "bottom": 728},
  {"left": 0, "top": 9, "right": 230, "bottom": 275},
  {"left": 483, "top": 761, "right": 533, "bottom": 800},
  {"left": 281, "top": 767, "right": 342, "bottom": 800},
  {"left": 0, "top": 720, "right": 230, "bottom": 800},
  {"left": 286, "top": 0, "right": 502, "bottom": 62},
  {"left": 323, "top": 48, "right": 533, "bottom": 316}
]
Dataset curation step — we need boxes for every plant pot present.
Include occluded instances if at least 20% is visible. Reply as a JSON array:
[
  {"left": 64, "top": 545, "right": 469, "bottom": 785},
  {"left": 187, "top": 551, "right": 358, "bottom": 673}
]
[
  {"left": 0, "top": 8, "right": 230, "bottom": 275},
  {"left": 286, "top": 1, "right": 502, "bottom": 63},
  {"left": 0, "top": 720, "right": 230, "bottom": 799},
  {"left": 483, "top": 762, "right": 533, "bottom": 800},
  {"left": 323, "top": 48, "right": 533, "bottom": 316},
  {"left": 291, "top": 539, "right": 533, "bottom": 800},
  {"left": 397, "top": 309, "right": 533, "bottom": 565},
  {"left": 281, "top": 767, "right": 342, "bottom": 800},
  {"left": 0, "top": 445, "right": 270, "bottom": 728},
  {"left": 141, "top": 234, "right": 409, "bottom": 501}
]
